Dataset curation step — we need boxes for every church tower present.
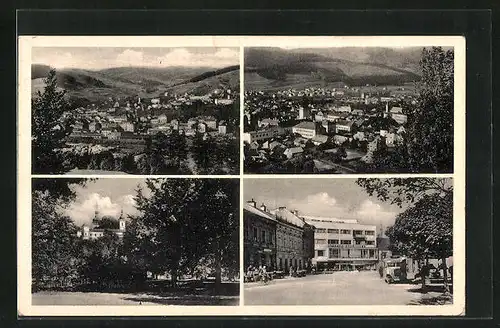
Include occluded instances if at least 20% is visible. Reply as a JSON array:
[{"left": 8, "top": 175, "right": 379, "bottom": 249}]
[
  {"left": 92, "top": 203, "right": 100, "bottom": 225},
  {"left": 119, "top": 209, "right": 126, "bottom": 231}
]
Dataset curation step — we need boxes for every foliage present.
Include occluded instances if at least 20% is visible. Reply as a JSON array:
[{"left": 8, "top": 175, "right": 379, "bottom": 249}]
[
  {"left": 385, "top": 192, "right": 453, "bottom": 291},
  {"left": 405, "top": 47, "right": 454, "bottom": 173},
  {"left": 125, "top": 178, "right": 239, "bottom": 289},
  {"left": 32, "top": 69, "right": 73, "bottom": 174},
  {"left": 368, "top": 47, "right": 454, "bottom": 173},
  {"left": 32, "top": 190, "right": 80, "bottom": 290},
  {"left": 356, "top": 177, "right": 452, "bottom": 208}
]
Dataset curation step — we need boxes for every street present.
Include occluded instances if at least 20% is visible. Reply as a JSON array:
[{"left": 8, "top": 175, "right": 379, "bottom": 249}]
[
  {"left": 244, "top": 271, "right": 450, "bottom": 305},
  {"left": 32, "top": 291, "right": 239, "bottom": 306}
]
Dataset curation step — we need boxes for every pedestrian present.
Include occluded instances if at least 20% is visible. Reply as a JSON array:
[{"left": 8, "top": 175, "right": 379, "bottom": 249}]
[{"left": 289, "top": 265, "right": 294, "bottom": 278}]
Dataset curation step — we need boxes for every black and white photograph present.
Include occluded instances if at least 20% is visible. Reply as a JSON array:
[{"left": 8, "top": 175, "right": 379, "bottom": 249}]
[
  {"left": 243, "top": 178, "right": 453, "bottom": 306},
  {"left": 31, "top": 178, "right": 240, "bottom": 305},
  {"left": 243, "top": 46, "right": 454, "bottom": 174},
  {"left": 31, "top": 47, "right": 240, "bottom": 175},
  {"left": 18, "top": 35, "right": 466, "bottom": 317}
]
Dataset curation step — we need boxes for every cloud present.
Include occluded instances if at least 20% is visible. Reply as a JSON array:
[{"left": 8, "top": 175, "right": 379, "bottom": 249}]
[
  {"left": 64, "top": 193, "right": 138, "bottom": 226},
  {"left": 287, "top": 192, "right": 344, "bottom": 217},
  {"left": 156, "top": 48, "right": 239, "bottom": 68},
  {"left": 355, "top": 199, "right": 398, "bottom": 227},
  {"left": 34, "top": 51, "right": 75, "bottom": 69},
  {"left": 116, "top": 49, "right": 144, "bottom": 66},
  {"left": 284, "top": 192, "right": 399, "bottom": 228}
]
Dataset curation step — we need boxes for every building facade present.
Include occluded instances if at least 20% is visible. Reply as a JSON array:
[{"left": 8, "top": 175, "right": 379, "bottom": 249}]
[
  {"left": 272, "top": 207, "right": 315, "bottom": 271},
  {"left": 244, "top": 201, "right": 315, "bottom": 273},
  {"left": 77, "top": 210, "right": 126, "bottom": 240},
  {"left": 243, "top": 200, "right": 277, "bottom": 270},
  {"left": 302, "top": 216, "right": 378, "bottom": 271},
  {"left": 292, "top": 121, "right": 317, "bottom": 139}
]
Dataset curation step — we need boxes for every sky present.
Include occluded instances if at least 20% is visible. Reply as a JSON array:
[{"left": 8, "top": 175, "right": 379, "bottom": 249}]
[
  {"left": 244, "top": 179, "right": 407, "bottom": 229},
  {"left": 32, "top": 47, "right": 239, "bottom": 70},
  {"left": 63, "top": 178, "right": 148, "bottom": 226}
]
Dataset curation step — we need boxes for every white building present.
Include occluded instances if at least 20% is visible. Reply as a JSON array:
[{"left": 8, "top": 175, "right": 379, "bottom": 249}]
[
  {"left": 303, "top": 216, "right": 378, "bottom": 271},
  {"left": 292, "top": 121, "right": 316, "bottom": 139}
]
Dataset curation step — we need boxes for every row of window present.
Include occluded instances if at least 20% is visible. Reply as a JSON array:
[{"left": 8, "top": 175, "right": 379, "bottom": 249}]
[
  {"left": 315, "top": 228, "right": 375, "bottom": 235},
  {"left": 245, "top": 226, "right": 275, "bottom": 245},
  {"left": 315, "top": 239, "right": 375, "bottom": 246},
  {"left": 316, "top": 249, "right": 377, "bottom": 258}
]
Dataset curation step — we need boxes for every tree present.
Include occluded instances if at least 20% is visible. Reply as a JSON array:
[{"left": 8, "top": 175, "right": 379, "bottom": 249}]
[
  {"left": 31, "top": 178, "right": 87, "bottom": 290},
  {"left": 192, "top": 132, "right": 211, "bottom": 172},
  {"left": 127, "top": 179, "right": 206, "bottom": 287},
  {"left": 197, "top": 179, "right": 240, "bottom": 288},
  {"left": 32, "top": 69, "right": 73, "bottom": 174},
  {"left": 375, "top": 47, "right": 454, "bottom": 173},
  {"left": 356, "top": 177, "right": 452, "bottom": 208},
  {"left": 126, "top": 178, "right": 239, "bottom": 290},
  {"left": 386, "top": 192, "right": 452, "bottom": 293},
  {"left": 405, "top": 47, "right": 454, "bottom": 173}
]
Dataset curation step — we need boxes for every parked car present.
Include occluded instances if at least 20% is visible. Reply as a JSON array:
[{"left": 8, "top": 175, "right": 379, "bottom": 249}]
[{"left": 382, "top": 257, "right": 408, "bottom": 284}]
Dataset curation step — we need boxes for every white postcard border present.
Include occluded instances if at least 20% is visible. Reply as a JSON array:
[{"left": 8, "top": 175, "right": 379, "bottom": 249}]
[{"left": 18, "top": 35, "right": 466, "bottom": 316}]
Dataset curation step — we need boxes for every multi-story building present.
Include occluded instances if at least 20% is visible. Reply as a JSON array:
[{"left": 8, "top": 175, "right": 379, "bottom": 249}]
[
  {"left": 243, "top": 126, "right": 287, "bottom": 143},
  {"left": 244, "top": 200, "right": 315, "bottom": 273},
  {"left": 243, "top": 200, "right": 277, "bottom": 270},
  {"left": 271, "top": 207, "right": 315, "bottom": 271},
  {"left": 120, "top": 121, "right": 135, "bottom": 132},
  {"left": 292, "top": 121, "right": 317, "bottom": 139},
  {"left": 302, "top": 216, "right": 378, "bottom": 271},
  {"left": 298, "top": 107, "right": 311, "bottom": 120}
]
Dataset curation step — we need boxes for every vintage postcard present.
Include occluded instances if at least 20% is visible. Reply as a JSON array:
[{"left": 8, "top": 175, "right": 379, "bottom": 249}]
[{"left": 18, "top": 35, "right": 465, "bottom": 316}]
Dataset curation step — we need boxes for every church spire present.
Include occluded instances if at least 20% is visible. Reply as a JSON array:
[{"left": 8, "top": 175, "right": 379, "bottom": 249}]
[{"left": 92, "top": 202, "right": 100, "bottom": 225}]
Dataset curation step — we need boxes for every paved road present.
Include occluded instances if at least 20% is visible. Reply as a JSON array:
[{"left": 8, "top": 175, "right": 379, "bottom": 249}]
[
  {"left": 244, "top": 271, "right": 446, "bottom": 305},
  {"left": 32, "top": 291, "right": 239, "bottom": 306}
]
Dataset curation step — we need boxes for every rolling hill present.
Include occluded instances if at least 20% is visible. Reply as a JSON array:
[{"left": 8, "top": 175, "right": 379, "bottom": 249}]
[
  {"left": 31, "top": 64, "right": 240, "bottom": 103},
  {"left": 244, "top": 47, "right": 423, "bottom": 91}
]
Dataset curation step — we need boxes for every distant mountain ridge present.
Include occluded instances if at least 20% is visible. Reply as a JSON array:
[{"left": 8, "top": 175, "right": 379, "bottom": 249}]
[
  {"left": 31, "top": 64, "right": 240, "bottom": 102},
  {"left": 244, "top": 47, "right": 424, "bottom": 91}
]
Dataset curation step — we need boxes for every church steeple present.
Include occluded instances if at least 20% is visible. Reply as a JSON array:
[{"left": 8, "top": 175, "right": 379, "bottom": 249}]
[{"left": 92, "top": 203, "right": 100, "bottom": 225}]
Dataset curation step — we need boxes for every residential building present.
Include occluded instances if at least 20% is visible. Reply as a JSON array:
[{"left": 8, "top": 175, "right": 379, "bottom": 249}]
[
  {"left": 218, "top": 124, "right": 227, "bottom": 135},
  {"left": 391, "top": 113, "right": 408, "bottom": 125},
  {"left": 337, "top": 105, "right": 352, "bottom": 113},
  {"left": 243, "top": 127, "right": 286, "bottom": 143},
  {"left": 302, "top": 216, "right": 378, "bottom": 271},
  {"left": 298, "top": 107, "right": 311, "bottom": 120},
  {"left": 120, "top": 121, "right": 135, "bottom": 132},
  {"left": 271, "top": 207, "right": 315, "bottom": 271},
  {"left": 292, "top": 121, "right": 317, "bottom": 139},
  {"left": 314, "top": 111, "right": 325, "bottom": 122},
  {"left": 311, "top": 134, "right": 329, "bottom": 145},
  {"left": 284, "top": 147, "right": 304, "bottom": 159},
  {"left": 335, "top": 120, "right": 354, "bottom": 134},
  {"left": 108, "top": 131, "right": 122, "bottom": 140},
  {"left": 258, "top": 118, "right": 279, "bottom": 129},
  {"left": 243, "top": 200, "right": 278, "bottom": 270}
]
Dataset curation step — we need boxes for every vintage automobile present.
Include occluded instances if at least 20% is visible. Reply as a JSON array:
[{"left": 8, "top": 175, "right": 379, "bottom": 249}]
[{"left": 382, "top": 257, "right": 408, "bottom": 284}]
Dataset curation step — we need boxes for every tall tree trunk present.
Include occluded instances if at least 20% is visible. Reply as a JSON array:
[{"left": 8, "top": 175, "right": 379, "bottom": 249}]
[
  {"left": 215, "top": 240, "right": 222, "bottom": 292},
  {"left": 441, "top": 256, "right": 450, "bottom": 295},
  {"left": 171, "top": 271, "right": 177, "bottom": 288},
  {"left": 421, "top": 257, "right": 428, "bottom": 291}
]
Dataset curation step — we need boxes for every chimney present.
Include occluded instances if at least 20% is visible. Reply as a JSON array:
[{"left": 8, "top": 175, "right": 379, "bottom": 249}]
[
  {"left": 292, "top": 209, "right": 299, "bottom": 216},
  {"left": 278, "top": 206, "right": 286, "bottom": 211},
  {"left": 247, "top": 198, "right": 256, "bottom": 207},
  {"left": 260, "top": 203, "right": 267, "bottom": 212}
]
